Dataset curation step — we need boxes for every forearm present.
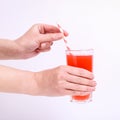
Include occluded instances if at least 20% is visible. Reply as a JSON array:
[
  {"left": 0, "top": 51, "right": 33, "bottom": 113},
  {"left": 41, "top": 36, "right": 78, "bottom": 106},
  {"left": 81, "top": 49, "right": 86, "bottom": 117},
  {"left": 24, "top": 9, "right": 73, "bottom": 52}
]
[
  {"left": 0, "top": 65, "right": 37, "bottom": 95},
  {"left": 0, "top": 39, "right": 21, "bottom": 59}
]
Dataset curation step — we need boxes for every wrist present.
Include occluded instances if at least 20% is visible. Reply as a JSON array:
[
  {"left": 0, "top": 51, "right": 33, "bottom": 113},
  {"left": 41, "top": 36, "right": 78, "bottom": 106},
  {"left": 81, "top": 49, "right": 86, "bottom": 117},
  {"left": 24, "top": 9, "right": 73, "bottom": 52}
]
[
  {"left": 0, "top": 39, "right": 22, "bottom": 59},
  {"left": 21, "top": 71, "right": 37, "bottom": 95},
  {"left": 13, "top": 40, "right": 25, "bottom": 59},
  {"left": 12, "top": 40, "right": 23, "bottom": 59},
  {"left": 28, "top": 72, "right": 43, "bottom": 96},
  {"left": 17, "top": 71, "right": 39, "bottom": 95},
  {"left": 22, "top": 71, "right": 43, "bottom": 96}
]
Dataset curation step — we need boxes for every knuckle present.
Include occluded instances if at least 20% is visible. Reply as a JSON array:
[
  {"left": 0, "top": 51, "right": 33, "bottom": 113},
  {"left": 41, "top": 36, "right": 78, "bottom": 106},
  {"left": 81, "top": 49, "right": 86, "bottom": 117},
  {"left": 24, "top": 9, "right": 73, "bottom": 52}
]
[
  {"left": 57, "top": 72, "right": 65, "bottom": 80},
  {"left": 32, "top": 24, "right": 39, "bottom": 29},
  {"left": 77, "top": 85, "right": 86, "bottom": 91},
  {"left": 58, "top": 80, "right": 65, "bottom": 88},
  {"left": 58, "top": 65, "right": 66, "bottom": 70},
  {"left": 56, "top": 66, "right": 66, "bottom": 79},
  {"left": 77, "top": 68, "right": 85, "bottom": 75},
  {"left": 89, "top": 81, "right": 95, "bottom": 86},
  {"left": 86, "top": 86, "right": 93, "bottom": 91},
  {"left": 87, "top": 80, "right": 92, "bottom": 86}
]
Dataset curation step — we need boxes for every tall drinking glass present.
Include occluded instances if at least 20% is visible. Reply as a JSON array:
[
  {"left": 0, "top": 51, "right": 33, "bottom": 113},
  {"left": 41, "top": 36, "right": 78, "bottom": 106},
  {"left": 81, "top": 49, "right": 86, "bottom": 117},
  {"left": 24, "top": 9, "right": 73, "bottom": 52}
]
[{"left": 66, "top": 49, "right": 94, "bottom": 103}]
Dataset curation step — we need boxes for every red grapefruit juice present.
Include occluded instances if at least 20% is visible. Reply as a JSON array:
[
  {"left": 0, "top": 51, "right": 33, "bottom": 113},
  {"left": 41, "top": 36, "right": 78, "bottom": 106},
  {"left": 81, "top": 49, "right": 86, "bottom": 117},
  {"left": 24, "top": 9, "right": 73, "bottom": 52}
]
[{"left": 66, "top": 50, "right": 93, "bottom": 102}]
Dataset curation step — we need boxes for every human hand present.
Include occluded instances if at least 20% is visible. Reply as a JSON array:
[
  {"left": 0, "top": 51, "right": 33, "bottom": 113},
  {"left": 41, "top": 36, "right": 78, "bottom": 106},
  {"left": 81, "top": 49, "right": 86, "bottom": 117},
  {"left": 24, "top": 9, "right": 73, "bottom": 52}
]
[
  {"left": 15, "top": 23, "right": 68, "bottom": 59},
  {"left": 32, "top": 65, "right": 96, "bottom": 96}
]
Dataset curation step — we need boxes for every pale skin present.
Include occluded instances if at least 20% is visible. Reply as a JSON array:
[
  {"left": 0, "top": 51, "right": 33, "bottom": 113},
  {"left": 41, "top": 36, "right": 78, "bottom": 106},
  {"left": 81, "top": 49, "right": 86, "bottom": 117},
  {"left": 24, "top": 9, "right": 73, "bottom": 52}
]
[{"left": 0, "top": 23, "right": 96, "bottom": 96}]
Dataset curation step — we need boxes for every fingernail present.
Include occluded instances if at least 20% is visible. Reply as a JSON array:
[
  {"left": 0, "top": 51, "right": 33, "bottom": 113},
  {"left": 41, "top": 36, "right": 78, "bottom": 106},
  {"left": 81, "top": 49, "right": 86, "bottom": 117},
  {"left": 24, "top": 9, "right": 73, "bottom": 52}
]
[
  {"left": 93, "top": 81, "right": 97, "bottom": 86},
  {"left": 90, "top": 87, "right": 95, "bottom": 91}
]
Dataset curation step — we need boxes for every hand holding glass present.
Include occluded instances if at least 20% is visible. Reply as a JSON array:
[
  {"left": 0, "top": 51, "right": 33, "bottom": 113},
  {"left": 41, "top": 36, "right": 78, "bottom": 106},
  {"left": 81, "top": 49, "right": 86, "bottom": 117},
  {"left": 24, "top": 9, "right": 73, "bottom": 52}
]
[{"left": 66, "top": 49, "right": 94, "bottom": 103}]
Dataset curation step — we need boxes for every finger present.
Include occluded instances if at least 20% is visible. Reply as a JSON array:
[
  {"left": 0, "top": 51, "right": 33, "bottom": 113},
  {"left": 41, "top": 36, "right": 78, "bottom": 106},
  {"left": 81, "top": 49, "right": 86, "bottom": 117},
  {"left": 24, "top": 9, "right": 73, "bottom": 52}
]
[
  {"left": 40, "top": 42, "right": 53, "bottom": 50},
  {"left": 62, "top": 81, "right": 95, "bottom": 92},
  {"left": 40, "top": 33, "right": 64, "bottom": 42},
  {"left": 39, "top": 24, "right": 60, "bottom": 33},
  {"left": 63, "top": 89, "right": 91, "bottom": 96},
  {"left": 65, "top": 74, "right": 96, "bottom": 87},
  {"left": 39, "top": 24, "right": 69, "bottom": 36},
  {"left": 35, "top": 47, "right": 51, "bottom": 53},
  {"left": 35, "top": 41, "right": 52, "bottom": 53},
  {"left": 65, "top": 66, "right": 94, "bottom": 80}
]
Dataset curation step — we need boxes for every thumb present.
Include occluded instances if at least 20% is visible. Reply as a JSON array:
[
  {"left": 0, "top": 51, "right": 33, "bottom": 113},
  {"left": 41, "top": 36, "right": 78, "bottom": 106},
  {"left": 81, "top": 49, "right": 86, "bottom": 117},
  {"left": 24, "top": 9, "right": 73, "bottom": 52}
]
[
  {"left": 40, "top": 33, "right": 64, "bottom": 42},
  {"left": 40, "top": 42, "right": 53, "bottom": 50}
]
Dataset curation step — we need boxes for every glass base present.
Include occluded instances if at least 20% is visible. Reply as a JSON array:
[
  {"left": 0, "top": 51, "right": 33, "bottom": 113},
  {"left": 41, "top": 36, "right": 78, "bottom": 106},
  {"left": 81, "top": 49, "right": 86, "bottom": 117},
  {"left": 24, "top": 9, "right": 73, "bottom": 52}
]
[{"left": 70, "top": 94, "right": 92, "bottom": 104}]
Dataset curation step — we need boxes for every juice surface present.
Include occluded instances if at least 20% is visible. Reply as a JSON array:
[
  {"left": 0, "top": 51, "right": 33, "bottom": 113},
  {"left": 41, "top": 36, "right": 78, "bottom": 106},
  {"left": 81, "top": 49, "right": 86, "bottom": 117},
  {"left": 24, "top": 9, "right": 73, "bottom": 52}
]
[
  {"left": 67, "top": 55, "right": 92, "bottom": 72},
  {"left": 66, "top": 54, "right": 93, "bottom": 101}
]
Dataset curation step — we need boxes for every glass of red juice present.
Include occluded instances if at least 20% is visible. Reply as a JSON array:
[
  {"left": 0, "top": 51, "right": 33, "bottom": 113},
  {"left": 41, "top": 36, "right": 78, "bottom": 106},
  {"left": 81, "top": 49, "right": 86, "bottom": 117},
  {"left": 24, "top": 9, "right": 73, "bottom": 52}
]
[{"left": 66, "top": 49, "right": 94, "bottom": 103}]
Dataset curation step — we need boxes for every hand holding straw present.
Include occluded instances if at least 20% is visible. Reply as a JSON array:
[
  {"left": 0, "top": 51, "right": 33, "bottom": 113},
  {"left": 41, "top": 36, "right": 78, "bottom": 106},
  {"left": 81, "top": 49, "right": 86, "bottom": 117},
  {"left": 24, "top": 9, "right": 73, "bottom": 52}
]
[{"left": 57, "top": 23, "right": 71, "bottom": 50}]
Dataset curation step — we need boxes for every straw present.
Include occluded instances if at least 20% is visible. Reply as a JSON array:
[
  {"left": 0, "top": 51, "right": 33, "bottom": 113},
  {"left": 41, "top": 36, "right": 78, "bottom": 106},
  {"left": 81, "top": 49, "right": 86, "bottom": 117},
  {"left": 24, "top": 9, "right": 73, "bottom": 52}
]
[{"left": 57, "top": 23, "right": 71, "bottom": 51}]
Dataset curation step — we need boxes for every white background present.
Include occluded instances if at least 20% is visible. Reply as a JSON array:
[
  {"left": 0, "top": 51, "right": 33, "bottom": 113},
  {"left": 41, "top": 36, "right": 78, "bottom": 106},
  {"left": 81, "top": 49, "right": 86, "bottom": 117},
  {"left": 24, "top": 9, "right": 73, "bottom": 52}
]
[{"left": 0, "top": 0, "right": 120, "bottom": 120}]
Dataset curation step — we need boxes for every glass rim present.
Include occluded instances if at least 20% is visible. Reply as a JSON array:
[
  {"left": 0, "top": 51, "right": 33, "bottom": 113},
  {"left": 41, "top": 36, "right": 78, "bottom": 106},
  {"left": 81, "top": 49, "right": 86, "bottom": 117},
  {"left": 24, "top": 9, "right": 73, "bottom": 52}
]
[
  {"left": 65, "top": 48, "right": 94, "bottom": 52},
  {"left": 65, "top": 48, "right": 94, "bottom": 55}
]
